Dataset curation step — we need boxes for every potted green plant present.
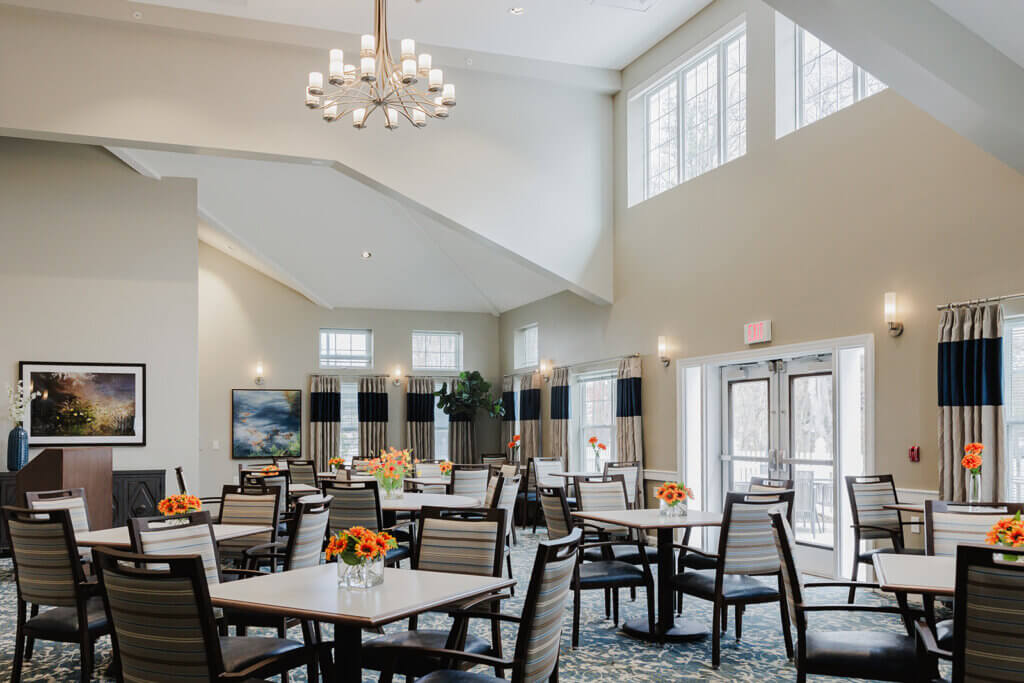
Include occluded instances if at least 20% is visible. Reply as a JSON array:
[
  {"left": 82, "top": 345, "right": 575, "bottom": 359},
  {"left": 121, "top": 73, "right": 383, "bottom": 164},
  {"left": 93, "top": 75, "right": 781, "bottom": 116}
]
[{"left": 434, "top": 371, "right": 504, "bottom": 462}]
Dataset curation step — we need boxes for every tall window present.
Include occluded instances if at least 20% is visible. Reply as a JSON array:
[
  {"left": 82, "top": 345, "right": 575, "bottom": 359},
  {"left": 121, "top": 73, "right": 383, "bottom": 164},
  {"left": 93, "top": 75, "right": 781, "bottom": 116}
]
[
  {"left": 776, "top": 13, "right": 886, "bottom": 136},
  {"left": 339, "top": 381, "right": 359, "bottom": 460},
  {"left": 319, "top": 328, "right": 373, "bottom": 368},
  {"left": 434, "top": 381, "right": 449, "bottom": 461},
  {"left": 643, "top": 24, "right": 747, "bottom": 200},
  {"left": 1005, "top": 317, "right": 1024, "bottom": 499},
  {"left": 413, "top": 331, "right": 462, "bottom": 371},
  {"left": 514, "top": 323, "right": 539, "bottom": 369},
  {"left": 573, "top": 371, "right": 616, "bottom": 472}
]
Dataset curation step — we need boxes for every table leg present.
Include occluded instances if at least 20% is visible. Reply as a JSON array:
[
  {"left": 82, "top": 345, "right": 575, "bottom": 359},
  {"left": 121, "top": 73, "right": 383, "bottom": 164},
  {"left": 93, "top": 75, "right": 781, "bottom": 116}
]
[
  {"left": 621, "top": 527, "right": 708, "bottom": 643},
  {"left": 334, "top": 623, "right": 362, "bottom": 683}
]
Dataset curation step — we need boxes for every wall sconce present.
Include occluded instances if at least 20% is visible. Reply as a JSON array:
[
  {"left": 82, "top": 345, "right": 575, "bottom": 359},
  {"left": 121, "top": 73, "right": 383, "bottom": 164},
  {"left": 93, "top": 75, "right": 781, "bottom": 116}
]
[
  {"left": 539, "top": 359, "right": 552, "bottom": 382},
  {"left": 657, "top": 336, "right": 670, "bottom": 367},
  {"left": 391, "top": 365, "right": 403, "bottom": 386},
  {"left": 884, "top": 292, "right": 904, "bottom": 337},
  {"left": 254, "top": 362, "right": 265, "bottom": 386}
]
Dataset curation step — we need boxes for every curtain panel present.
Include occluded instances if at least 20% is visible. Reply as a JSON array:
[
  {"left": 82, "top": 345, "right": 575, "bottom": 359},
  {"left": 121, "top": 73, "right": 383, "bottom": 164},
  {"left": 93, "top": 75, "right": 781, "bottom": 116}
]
[
  {"left": 406, "top": 377, "right": 435, "bottom": 463},
  {"left": 616, "top": 356, "right": 645, "bottom": 506},
  {"left": 550, "top": 367, "right": 570, "bottom": 468},
  {"left": 938, "top": 304, "right": 1004, "bottom": 501},
  {"left": 449, "top": 414, "right": 474, "bottom": 464},
  {"left": 309, "top": 375, "right": 341, "bottom": 470},
  {"left": 520, "top": 372, "right": 542, "bottom": 466},
  {"left": 358, "top": 376, "right": 388, "bottom": 459},
  {"left": 502, "top": 376, "right": 517, "bottom": 462}
]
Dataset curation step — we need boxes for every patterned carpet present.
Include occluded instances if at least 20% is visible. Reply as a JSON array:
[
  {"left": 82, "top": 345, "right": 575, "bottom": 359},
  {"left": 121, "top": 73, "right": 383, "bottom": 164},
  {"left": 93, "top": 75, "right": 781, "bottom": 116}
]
[{"left": 0, "top": 530, "right": 948, "bottom": 682}]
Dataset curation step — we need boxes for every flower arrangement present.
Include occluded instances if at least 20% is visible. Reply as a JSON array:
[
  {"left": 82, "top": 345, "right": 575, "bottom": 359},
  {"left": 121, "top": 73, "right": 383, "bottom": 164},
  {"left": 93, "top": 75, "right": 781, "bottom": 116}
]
[
  {"left": 439, "top": 460, "right": 453, "bottom": 478},
  {"left": 259, "top": 464, "right": 280, "bottom": 476},
  {"left": 7, "top": 380, "right": 40, "bottom": 428},
  {"left": 157, "top": 494, "right": 202, "bottom": 517},
  {"left": 328, "top": 457, "right": 345, "bottom": 471},
  {"left": 367, "top": 447, "right": 414, "bottom": 498},
  {"left": 962, "top": 442, "right": 984, "bottom": 505},
  {"left": 655, "top": 481, "right": 694, "bottom": 517},
  {"left": 587, "top": 436, "right": 608, "bottom": 462},
  {"left": 508, "top": 434, "right": 521, "bottom": 456},
  {"left": 986, "top": 510, "right": 1024, "bottom": 562},
  {"left": 327, "top": 526, "right": 398, "bottom": 588}
]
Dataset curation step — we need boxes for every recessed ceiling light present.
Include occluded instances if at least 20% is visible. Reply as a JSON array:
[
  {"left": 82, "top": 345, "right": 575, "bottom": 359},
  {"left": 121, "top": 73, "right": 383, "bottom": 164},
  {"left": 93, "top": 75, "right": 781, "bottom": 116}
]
[
  {"left": 508, "top": 7, "right": 525, "bottom": 16},
  {"left": 361, "top": 251, "right": 372, "bottom": 259},
  {"left": 132, "top": 10, "right": 143, "bottom": 20}
]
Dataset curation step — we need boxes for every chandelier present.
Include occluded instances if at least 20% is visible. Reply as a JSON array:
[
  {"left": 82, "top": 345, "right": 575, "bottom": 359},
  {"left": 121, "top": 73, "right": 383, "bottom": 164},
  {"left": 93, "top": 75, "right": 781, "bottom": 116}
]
[{"left": 304, "top": 0, "right": 455, "bottom": 130}]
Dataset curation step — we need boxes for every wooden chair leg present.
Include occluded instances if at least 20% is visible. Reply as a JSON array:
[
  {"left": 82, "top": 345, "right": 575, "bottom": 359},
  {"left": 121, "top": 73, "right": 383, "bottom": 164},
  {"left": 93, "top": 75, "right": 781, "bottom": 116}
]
[
  {"left": 24, "top": 604, "right": 39, "bottom": 661},
  {"left": 778, "top": 576, "right": 794, "bottom": 659},
  {"left": 79, "top": 636, "right": 94, "bottom": 683},
  {"left": 645, "top": 582, "right": 655, "bottom": 640},
  {"left": 490, "top": 603, "right": 504, "bottom": 678},
  {"left": 721, "top": 603, "right": 728, "bottom": 632},
  {"left": 572, "top": 587, "right": 581, "bottom": 649},
  {"left": 735, "top": 604, "right": 743, "bottom": 640},
  {"left": 712, "top": 598, "right": 722, "bottom": 668},
  {"left": 506, "top": 553, "right": 516, "bottom": 597},
  {"left": 613, "top": 588, "right": 620, "bottom": 626},
  {"left": 848, "top": 549, "right": 860, "bottom": 604},
  {"left": 604, "top": 588, "right": 611, "bottom": 619},
  {"left": 630, "top": 586, "right": 636, "bottom": 602},
  {"left": 12, "top": 601, "right": 26, "bottom": 683}
]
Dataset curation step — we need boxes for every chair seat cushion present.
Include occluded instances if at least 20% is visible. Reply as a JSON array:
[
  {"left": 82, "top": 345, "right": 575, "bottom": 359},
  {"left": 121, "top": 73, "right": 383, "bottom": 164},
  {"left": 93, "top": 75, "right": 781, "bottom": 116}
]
[
  {"left": 578, "top": 561, "right": 647, "bottom": 588},
  {"left": 804, "top": 630, "right": 918, "bottom": 681},
  {"left": 417, "top": 671, "right": 504, "bottom": 683},
  {"left": 363, "top": 630, "right": 491, "bottom": 675},
  {"left": 857, "top": 546, "right": 926, "bottom": 564},
  {"left": 219, "top": 635, "right": 305, "bottom": 673},
  {"left": 678, "top": 552, "right": 718, "bottom": 570},
  {"left": 670, "top": 570, "right": 779, "bottom": 602},
  {"left": 935, "top": 619, "right": 954, "bottom": 651},
  {"left": 385, "top": 545, "right": 411, "bottom": 564},
  {"left": 26, "top": 596, "right": 109, "bottom": 635},
  {"left": 583, "top": 544, "right": 658, "bottom": 565}
]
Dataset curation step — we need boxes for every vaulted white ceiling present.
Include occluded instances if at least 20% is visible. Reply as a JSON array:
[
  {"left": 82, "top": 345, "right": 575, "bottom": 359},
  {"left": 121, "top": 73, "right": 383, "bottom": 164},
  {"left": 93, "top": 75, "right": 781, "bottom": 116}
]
[{"left": 110, "top": 147, "right": 564, "bottom": 314}]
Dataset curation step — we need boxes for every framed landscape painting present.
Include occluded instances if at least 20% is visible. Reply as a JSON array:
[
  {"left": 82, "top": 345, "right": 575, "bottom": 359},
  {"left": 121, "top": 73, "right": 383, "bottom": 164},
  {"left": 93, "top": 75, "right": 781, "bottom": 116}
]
[
  {"left": 232, "top": 389, "right": 301, "bottom": 460},
  {"left": 20, "top": 361, "right": 146, "bottom": 447}
]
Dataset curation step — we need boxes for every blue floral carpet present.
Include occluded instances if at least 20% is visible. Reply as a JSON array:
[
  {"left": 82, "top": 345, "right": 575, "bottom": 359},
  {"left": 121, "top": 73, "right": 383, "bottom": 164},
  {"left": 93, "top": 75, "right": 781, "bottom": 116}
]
[{"left": 0, "top": 531, "right": 948, "bottom": 681}]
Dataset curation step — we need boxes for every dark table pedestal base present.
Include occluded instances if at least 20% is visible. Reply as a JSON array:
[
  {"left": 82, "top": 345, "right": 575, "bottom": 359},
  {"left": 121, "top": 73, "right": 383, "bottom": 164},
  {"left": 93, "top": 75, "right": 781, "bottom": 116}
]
[{"left": 621, "top": 617, "right": 708, "bottom": 643}]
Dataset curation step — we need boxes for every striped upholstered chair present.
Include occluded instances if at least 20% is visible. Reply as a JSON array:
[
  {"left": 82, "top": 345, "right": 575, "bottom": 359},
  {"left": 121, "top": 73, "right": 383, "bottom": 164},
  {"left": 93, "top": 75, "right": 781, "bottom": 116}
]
[
  {"left": 845, "top": 474, "right": 925, "bottom": 603},
  {"left": 129, "top": 510, "right": 224, "bottom": 588},
  {"left": 414, "top": 460, "right": 447, "bottom": 494},
  {"left": 321, "top": 479, "right": 412, "bottom": 566},
  {"left": 577, "top": 474, "right": 657, "bottom": 566},
  {"left": 2, "top": 506, "right": 111, "bottom": 683},
  {"left": 604, "top": 461, "right": 642, "bottom": 509},
  {"left": 363, "top": 507, "right": 510, "bottom": 681},
  {"left": 25, "top": 488, "right": 93, "bottom": 563},
  {"left": 216, "top": 485, "right": 281, "bottom": 567},
  {"left": 770, "top": 512, "right": 937, "bottom": 683},
  {"left": 93, "top": 546, "right": 312, "bottom": 682},
  {"left": 414, "top": 527, "right": 583, "bottom": 683},
  {"left": 672, "top": 490, "right": 796, "bottom": 668},
  {"left": 277, "top": 458, "right": 318, "bottom": 487},
  {"left": 450, "top": 464, "right": 490, "bottom": 502}
]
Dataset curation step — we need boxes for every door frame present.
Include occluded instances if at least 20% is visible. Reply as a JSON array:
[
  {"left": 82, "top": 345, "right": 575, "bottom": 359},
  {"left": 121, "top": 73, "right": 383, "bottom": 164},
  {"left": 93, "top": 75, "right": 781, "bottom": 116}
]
[{"left": 674, "top": 334, "right": 875, "bottom": 578}]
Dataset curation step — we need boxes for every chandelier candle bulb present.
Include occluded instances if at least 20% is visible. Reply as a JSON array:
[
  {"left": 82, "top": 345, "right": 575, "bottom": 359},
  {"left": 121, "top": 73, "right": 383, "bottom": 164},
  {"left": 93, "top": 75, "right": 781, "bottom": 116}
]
[
  {"left": 428, "top": 68, "right": 443, "bottom": 91},
  {"left": 442, "top": 83, "right": 456, "bottom": 106},
  {"left": 323, "top": 103, "right": 338, "bottom": 121},
  {"left": 401, "top": 59, "right": 417, "bottom": 83},
  {"left": 385, "top": 108, "right": 399, "bottom": 129},
  {"left": 352, "top": 108, "right": 366, "bottom": 128},
  {"left": 433, "top": 97, "right": 449, "bottom": 118},
  {"left": 401, "top": 39, "right": 415, "bottom": 60},
  {"left": 418, "top": 53, "right": 432, "bottom": 76},
  {"left": 329, "top": 49, "right": 344, "bottom": 83},
  {"left": 360, "top": 34, "right": 375, "bottom": 56},
  {"left": 413, "top": 108, "right": 426, "bottom": 127},
  {"left": 305, "top": 89, "right": 320, "bottom": 108},
  {"left": 307, "top": 71, "right": 323, "bottom": 95},
  {"left": 343, "top": 64, "right": 356, "bottom": 85},
  {"left": 360, "top": 56, "right": 375, "bottom": 81}
]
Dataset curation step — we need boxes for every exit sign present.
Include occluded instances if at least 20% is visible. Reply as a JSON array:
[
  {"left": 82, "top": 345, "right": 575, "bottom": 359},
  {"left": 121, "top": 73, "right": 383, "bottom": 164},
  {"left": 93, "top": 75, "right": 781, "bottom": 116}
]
[{"left": 744, "top": 320, "right": 772, "bottom": 345}]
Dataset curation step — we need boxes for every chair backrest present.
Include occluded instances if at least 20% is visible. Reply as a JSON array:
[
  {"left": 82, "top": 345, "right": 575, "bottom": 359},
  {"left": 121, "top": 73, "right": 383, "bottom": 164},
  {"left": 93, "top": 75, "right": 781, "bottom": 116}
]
[
  {"left": 845, "top": 474, "right": 903, "bottom": 542},
  {"left": 129, "top": 510, "right": 222, "bottom": 586},
  {"left": 284, "top": 495, "right": 332, "bottom": 570},
  {"left": 493, "top": 474, "right": 521, "bottom": 538},
  {"left": 718, "top": 489, "right": 794, "bottom": 576},
  {"left": 925, "top": 501, "right": 1024, "bottom": 557},
  {"left": 604, "top": 462, "right": 641, "bottom": 506},
  {"left": 2, "top": 506, "right": 85, "bottom": 608},
  {"left": 749, "top": 476, "right": 795, "bottom": 493},
  {"left": 510, "top": 528, "right": 582, "bottom": 683},
  {"left": 451, "top": 464, "right": 489, "bottom": 501},
  {"left": 499, "top": 463, "right": 520, "bottom": 480},
  {"left": 484, "top": 473, "right": 501, "bottom": 508},
  {"left": 415, "top": 506, "right": 507, "bottom": 577},
  {"left": 533, "top": 458, "right": 563, "bottom": 488},
  {"left": 174, "top": 466, "right": 189, "bottom": 495},
  {"left": 353, "top": 457, "right": 374, "bottom": 473},
  {"left": 284, "top": 459, "right": 318, "bottom": 487},
  {"left": 94, "top": 547, "right": 226, "bottom": 681},
  {"left": 538, "top": 485, "right": 574, "bottom": 540},
  {"left": 950, "top": 544, "right": 1024, "bottom": 683},
  {"left": 322, "top": 480, "right": 384, "bottom": 533},
  {"left": 574, "top": 475, "right": 628, "bottom": 512},
  {"left": 25, "top": 487, "right": 91, "bottom": 535},
  {"left": 216, "top": 485, "right": 280, "bottom": 557},
  {"left": 770, "top": 511, "right": 808, "bottom": 634},
  {"left": 244, "top": 474, "right": 289, "bottom": 522},
  {"left": 417, "top": 461, "right": 444, "bottom": 478},
  {"left": 481, "top": 454, "right": 507, "bottom": 466}
]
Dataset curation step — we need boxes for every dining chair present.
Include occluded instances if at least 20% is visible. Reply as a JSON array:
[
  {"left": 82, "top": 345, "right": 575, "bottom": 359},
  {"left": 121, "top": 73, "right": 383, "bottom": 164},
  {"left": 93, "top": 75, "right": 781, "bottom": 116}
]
[
  {"left": 749, "top": 475, "right": 795, "bottom": 492},
  {"left": 24, "top": 487, "right": 93, "bottom": 563},
  {"left": 128, "top": 510, "right": 225, "bottom": 588},
  {"left": 530, "top": 457, "right": 567, "bottom": 530},
  {"left": 450, "top": 463, "right": 489, "bottom": 502},
  {"left": 486, "top": 473, "right": 521, "bottom": 588},
  {"left": 216, "top": 485, "right": 281, "bottom": 568},
  {"left": 405, "top": 527, "right": 584, "bottom": 683},
  {"left": 770, "top": 512, "right": 937, "bottom": 683},
  {"left": 321, "top": 479, "right": 412, "bottom": 566},
  {"left": 604, "top": 461, "right": 641, "bottom": 509},
  {"left": 672, "top": 490, "right": 795, "bottom": 668},
  {"left": 2, "top": 506, "right": 111, "bottom": 683},
  {"left": 411, "top": 460, "right": 447, "bottom": 494},
  {"left": 278, "top": 458, "right": 318, "bottom": 487},
  {"left": 93, "top": 546, "right": 313, "bottom": 682},
  {"left": 577, "top": 474, "right": 658, "bottom": 567},
  {"left": 845, "top": 474, "right": 925, "bottom": 603},
  {"left": 362, "top": 507, "right": 510, "bottom": 682},
  {"left": 352, "top": 457, "right": 374, "bottom": 473},
  {"left": 481, "top": 453, "right": 507, "bottom": 478},
  {"left": 242, "top": 473, "right": 291, "bottom": 537}
]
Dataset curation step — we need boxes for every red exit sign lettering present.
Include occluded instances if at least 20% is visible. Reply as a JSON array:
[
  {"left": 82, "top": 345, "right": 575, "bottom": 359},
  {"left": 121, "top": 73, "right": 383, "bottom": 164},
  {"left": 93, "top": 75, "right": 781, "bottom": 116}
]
[{"left": 744, "top": 320, "right": 772, "bottom": 345}]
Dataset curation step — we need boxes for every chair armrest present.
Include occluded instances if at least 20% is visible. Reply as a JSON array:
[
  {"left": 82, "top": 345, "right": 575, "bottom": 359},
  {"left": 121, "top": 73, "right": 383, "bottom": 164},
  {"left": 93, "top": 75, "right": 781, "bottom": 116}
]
[
  {"left": 672, "top": 544, "right": 717, "bottom": 560},
  {"left": 242, "top": 541, "right": 287, "bottom": 558},
  {"left": 805, "top": 581, "right": 881, "bottom": 590},
  {"left": 915, "top": 619, "right": 953, "bottom": 662},
  {"left": 381, "top": 520, "right": 415, "bottom": 533},
  {"left": 377, "top": 645, "right": 514, "bottom": 670},
  {"left": 445, "top": 591, "right": 513, "bottom": 615},
  {"left": 221, "top": 567, "right": 268, "bottom": 578},
  {"left": 850, "top": 524, "right": 900, "bottom": 536},
  {"left": 799, "top": 603, "right": 907, "bottom": 615}
]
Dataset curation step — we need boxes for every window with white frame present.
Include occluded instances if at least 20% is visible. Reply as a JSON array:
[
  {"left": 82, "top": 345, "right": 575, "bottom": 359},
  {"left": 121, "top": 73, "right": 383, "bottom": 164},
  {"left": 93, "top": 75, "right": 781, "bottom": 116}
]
[
  {"left": 514, "top": 324, "right": 539, "bottom": 369},
  {"left": 319, "top": 328, "right": 373, "bottom": 368},
  {"left": 434, "top": 381, "right": 449, "bottom": 461},
  {"left": 573, "top": 371, "right": 617, "bottom": 472},
  {"left": 775, "top": 13, "right": 886, "bottom": 137},
  {"left": 339, "top": 381, "right": 359, "bottom": 460},
  {"left": 412, "top": 331, "right": 462, "bottom": 371},
  {"left": 1005, "top": 316, "right": 1024, "bottom": 500},
  {"left": 640, "top": 23, "right": 747, "bottom": 201}
]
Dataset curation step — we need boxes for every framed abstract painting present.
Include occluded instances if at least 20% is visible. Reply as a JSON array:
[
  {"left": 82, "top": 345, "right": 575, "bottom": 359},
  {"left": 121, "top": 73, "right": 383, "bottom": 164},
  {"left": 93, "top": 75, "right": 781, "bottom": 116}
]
[
  {"left": 19, "top": 361, "right": 146, "bottom": 447},
  {"left": 232, "top": 389, "right": 302, "bottom": 459}
]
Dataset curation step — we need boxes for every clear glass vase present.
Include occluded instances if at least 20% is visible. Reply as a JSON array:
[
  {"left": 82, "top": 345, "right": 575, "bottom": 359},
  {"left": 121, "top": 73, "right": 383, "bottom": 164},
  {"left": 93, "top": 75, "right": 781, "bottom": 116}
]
[
  {"left": 967, "top": 471, "right": 982, "bottom": 507},
  {"left": 659, "top": 499, "right": 687, "bottom": 517},
  {"left": 337, "top": 557, "right": 385, "bottom": 589},
  {"left": 380, "top": 478, "right": 405, "bottom": 499}
]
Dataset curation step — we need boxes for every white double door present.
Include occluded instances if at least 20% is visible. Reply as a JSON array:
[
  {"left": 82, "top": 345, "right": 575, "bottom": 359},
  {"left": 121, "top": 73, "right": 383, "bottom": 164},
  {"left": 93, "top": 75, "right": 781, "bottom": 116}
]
[{"left": 721, "top": 354, "right": 837, "bottom": 575}]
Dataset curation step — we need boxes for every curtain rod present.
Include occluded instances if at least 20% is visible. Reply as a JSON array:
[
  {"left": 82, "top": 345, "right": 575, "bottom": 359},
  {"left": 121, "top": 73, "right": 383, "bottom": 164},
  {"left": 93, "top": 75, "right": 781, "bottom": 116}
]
[
  {"left": 936, "top": 292, "right": 1024, "bottom": 310},
  {"left": 503, "top": 353, "right": 639, "bottom": 379}
]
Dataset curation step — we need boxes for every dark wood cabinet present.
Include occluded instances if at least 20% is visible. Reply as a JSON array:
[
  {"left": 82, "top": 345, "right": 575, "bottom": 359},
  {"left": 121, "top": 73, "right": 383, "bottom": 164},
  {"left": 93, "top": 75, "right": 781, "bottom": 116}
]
[{"left": 0, "top": 468, "right": 164, "bottom": 555}]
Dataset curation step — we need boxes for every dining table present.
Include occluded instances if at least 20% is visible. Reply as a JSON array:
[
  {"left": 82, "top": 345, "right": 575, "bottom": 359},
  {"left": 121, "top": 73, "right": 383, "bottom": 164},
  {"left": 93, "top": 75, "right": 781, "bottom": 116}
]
[
  {"left": 379, "top": 492, "right": 478, "bottom": 512},
  {"left": 404, "top": 476, "right": 449, "bottom": 488},
  {"left": 571, "top": 507, "right": 723, "bottom": 642},
  {"left": 75, "top": 523, "right": 273, "bottom": 550},
  {"left": 289, "top": 483, "right": 321, "bottom": 496},
  {"left": 208, "top": 563, "right": 515, "bottom": 682},
  {"left": 873, "top": 553, "right": 955, "bottom": 597}
]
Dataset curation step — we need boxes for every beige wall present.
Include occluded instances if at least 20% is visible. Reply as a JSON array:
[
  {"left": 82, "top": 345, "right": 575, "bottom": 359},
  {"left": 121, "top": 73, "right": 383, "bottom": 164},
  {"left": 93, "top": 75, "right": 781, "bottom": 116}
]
[
  {"left": 0, "top": 138, "right": 199, "bottom": 495},
  {"left": 197, "top": 244, "right": 503, "bottom": 496},
  {"left": 500, "top": 0, "right": 1024, "bottom": 493}
]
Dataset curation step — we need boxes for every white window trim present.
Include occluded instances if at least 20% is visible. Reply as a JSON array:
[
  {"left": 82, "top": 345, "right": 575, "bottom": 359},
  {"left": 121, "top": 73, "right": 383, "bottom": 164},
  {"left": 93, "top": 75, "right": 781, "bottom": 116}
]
[
  {"left": 514, "top": 323, "right": 540, "bottom": 370},
  {"left": 569, "top": 368, "right": 618, "bottom": 473},
  {"left": 1004, "top": 314, "right": 1024, "bottom": 499},
  {"left": 318, "top": 328, "right": 374, "bottom": 370},
  {"left": 411, "top": 330, "right": 464, "bottom": 372}
]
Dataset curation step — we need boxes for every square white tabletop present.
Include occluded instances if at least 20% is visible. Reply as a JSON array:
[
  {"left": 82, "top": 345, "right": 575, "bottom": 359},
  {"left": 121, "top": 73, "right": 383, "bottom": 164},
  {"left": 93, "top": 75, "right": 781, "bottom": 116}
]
[
  {"left": 405, "top": 476, "right": 449, "bottom": 487},
  {"left": 873, "top": 553, "right": 955, "bottom": 596},
  {"left": 75, "top": 523, "right": 272, "bottom": 549},
  {"left": 572, "top": 508, "right": 723, "bottom": 529},
  {"left": 379, "top": 492, "right": 478, "bottom": 512}
]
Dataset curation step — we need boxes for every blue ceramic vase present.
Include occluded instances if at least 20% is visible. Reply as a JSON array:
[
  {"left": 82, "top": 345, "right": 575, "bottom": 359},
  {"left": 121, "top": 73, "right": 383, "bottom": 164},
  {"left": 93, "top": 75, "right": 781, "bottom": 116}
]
[{"left": 7, "top": 425, "right": 29, "bottom": 471}]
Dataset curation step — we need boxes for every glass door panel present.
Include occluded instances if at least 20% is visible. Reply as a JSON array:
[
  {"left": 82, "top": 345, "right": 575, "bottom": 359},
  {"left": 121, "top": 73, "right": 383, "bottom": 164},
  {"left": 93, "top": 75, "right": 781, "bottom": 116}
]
[{"left": 721, "top": 362, "right": 778, "bottom": 495}]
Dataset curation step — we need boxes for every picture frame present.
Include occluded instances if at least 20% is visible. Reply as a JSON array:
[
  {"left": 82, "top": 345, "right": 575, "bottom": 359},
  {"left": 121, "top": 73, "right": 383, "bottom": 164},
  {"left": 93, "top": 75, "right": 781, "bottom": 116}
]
[
  {"left": 19, "top": 361, "right": 147, "bottom": 447},
  {"left": 231, "top": 388, "right": 302, "bottom": 460}
]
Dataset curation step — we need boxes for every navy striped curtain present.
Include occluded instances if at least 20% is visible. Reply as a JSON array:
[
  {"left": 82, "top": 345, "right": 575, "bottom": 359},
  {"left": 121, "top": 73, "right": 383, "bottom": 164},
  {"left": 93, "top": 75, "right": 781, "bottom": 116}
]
[
  {"left": 358, "top": 376, "right": 388, "bottom": 458},
  {"left": 520, "top": 372, "right": 541, "bottom": 464},
  {"left": 310, "top": 375, "right": 340, "bottom": 470},
  {"left": 550, "top": 367, "right": 570, "bottom": 468},
  {"left": 502, "top": 376, "right": 517, "bottom": 462},
  {"left": 616, "top": 356, "right": 644, "bottom": 505},
  {"left": 406, "top": 377, "right": 434, "bottom": 462}
]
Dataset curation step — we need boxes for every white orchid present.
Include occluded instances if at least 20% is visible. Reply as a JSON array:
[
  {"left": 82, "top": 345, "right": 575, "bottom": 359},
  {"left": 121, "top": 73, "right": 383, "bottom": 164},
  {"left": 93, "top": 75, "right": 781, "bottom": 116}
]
[{"left": 7, "top": 380, "right": 40, "bottom": 428}]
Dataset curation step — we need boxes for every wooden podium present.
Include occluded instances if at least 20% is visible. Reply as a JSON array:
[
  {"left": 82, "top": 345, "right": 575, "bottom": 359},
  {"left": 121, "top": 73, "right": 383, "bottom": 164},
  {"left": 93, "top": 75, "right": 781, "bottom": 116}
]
[{"left": 15, "top": 447, "right": 113, "bottom": 530}]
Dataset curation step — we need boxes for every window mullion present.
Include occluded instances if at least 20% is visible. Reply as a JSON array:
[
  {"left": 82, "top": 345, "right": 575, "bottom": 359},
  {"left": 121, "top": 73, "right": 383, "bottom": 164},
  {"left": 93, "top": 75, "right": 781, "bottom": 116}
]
[
  {"left": 718, "top": 41, "right": 727, "bottom": 164},
  {"left": 678, "top": 70, "right": 686, "bottom": 183}
]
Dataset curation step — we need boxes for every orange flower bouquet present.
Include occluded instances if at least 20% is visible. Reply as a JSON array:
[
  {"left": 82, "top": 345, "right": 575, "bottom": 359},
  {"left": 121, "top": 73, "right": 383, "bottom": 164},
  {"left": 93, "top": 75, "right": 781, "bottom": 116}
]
[
  {"left": 157, "top": 494, "right": 202, "bottom": 517},
  {"left": 327, "top": 526, "right": 398, "bottom": 588},
  {"left": 259, "top": 464, "right": 280, "bottom": 476},
  {"left": 367, "top": 447, "right": 414, "bottom": 499},
  {"left": 986, "top": 511, "right": 1024, "bottom": 563},
  {"left": 508, "top": 434, "right": 521, "bottom": 457},
  {"left": 655, "top": 481, "right": 694, "bottom": 517},
  {"left": 439, "top": 461, "right": 453, "bottom": 478},
  {"left": 962, "top": 443, "right": 984, "bottom": 505},
  {"left": 587, "top": 436, "right": 608, "bottom": 466},
  {"left": 328, "top": 457, "right": 345, "bottom": 471}
]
